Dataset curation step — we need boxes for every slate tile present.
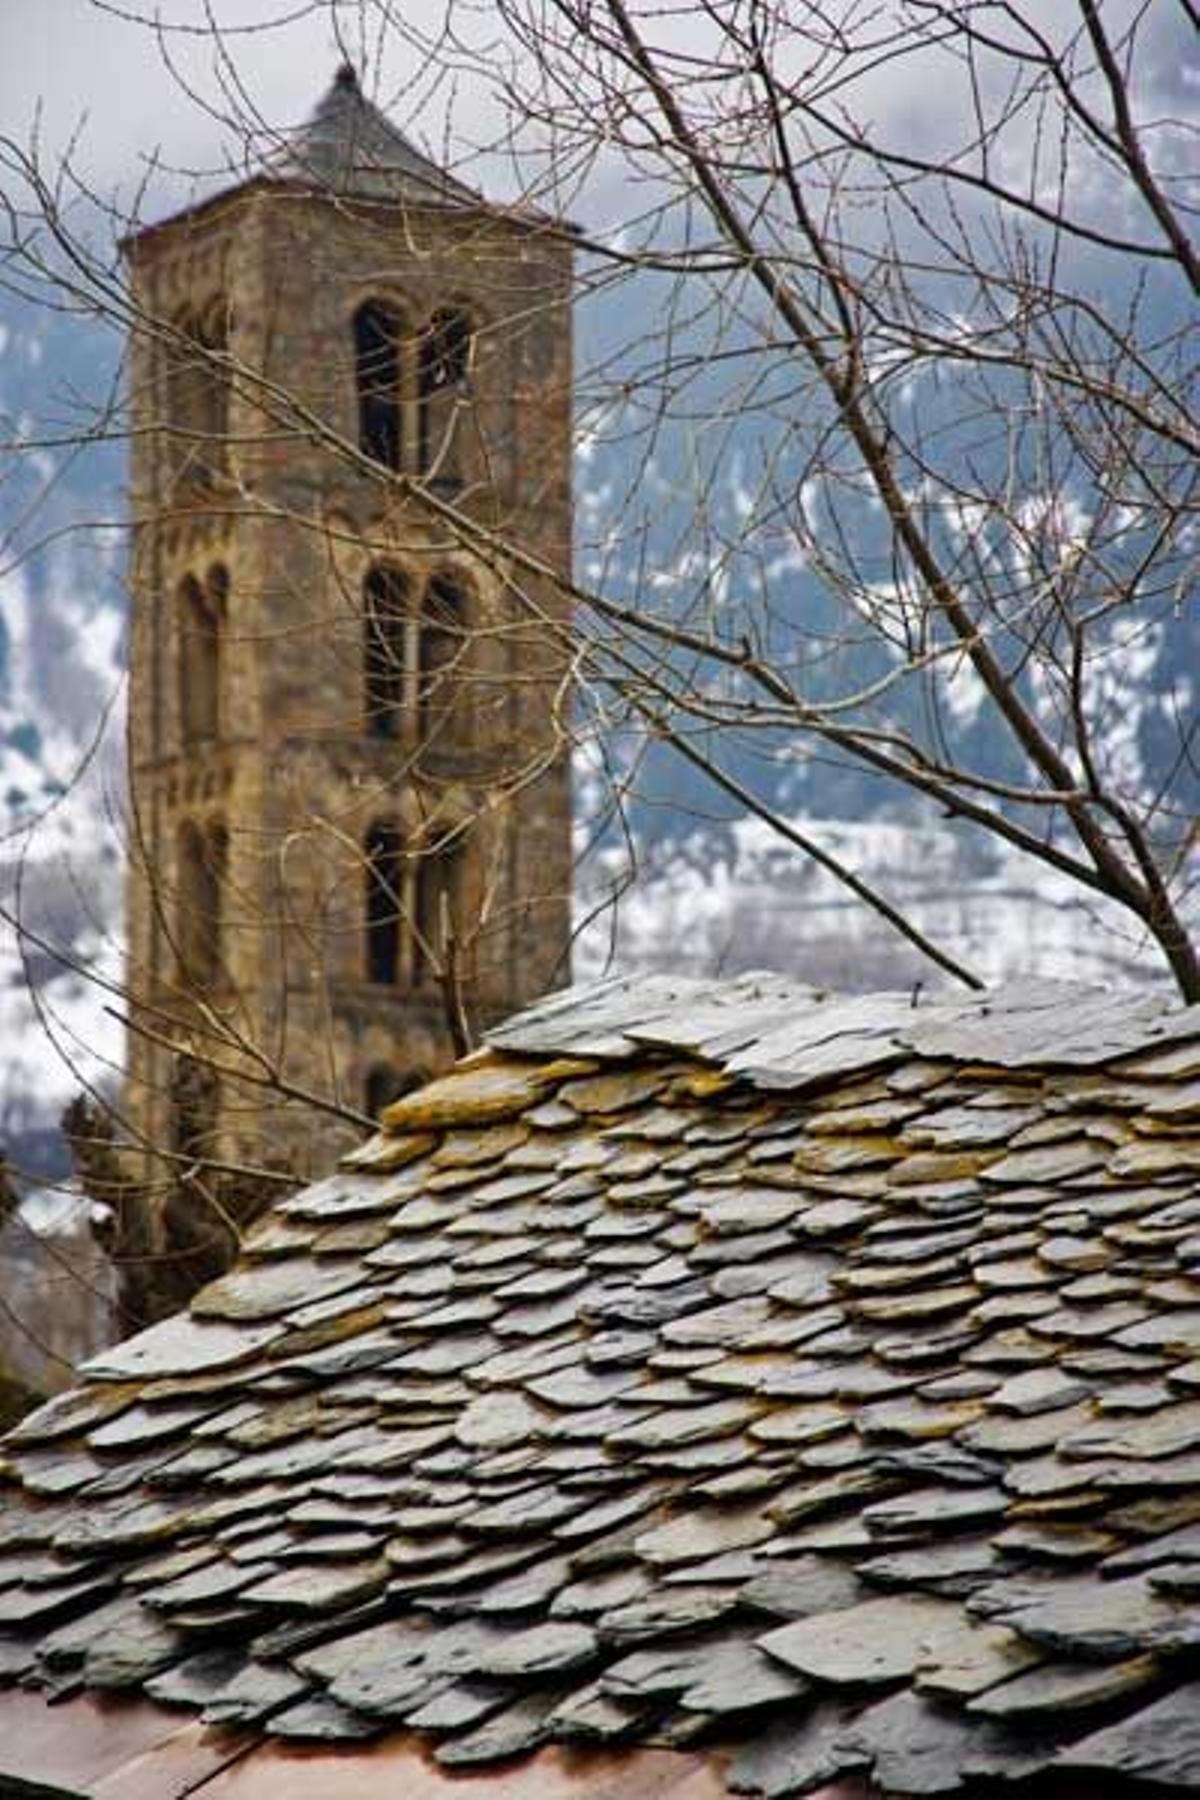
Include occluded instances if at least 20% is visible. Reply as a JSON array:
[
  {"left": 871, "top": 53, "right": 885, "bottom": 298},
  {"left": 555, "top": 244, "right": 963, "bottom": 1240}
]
[
  {"left": 82, "top": 1314, "right": 283, "bottom": 1380},
  {"left": 862, "top": 1487, "right": 1008, "bottom": 1539},
  {"left": 270, "top": 1694, "right": 382, "bottom": 1739},
  {"left": 383, "top": 1058, "right": 590, "bottom": 1130},
  {"left": 434, "top": 1688, "right": 573, "bottom": 1764},
  {"left": 144, "top": 1646, "right": 249, "bottom": 1709},
  {"left": 960, "top": 1403, "right": 1095, "bottom": 1457},
  {"left": 972, "top": 1654, "right": 1163, "bottom": 1720},
  {"left": 240, "top": 1560, "right": 387, "bottom": 1612},
  {"left": 990, "top": 1368, "right": 1092, "bottom": 1415},
  {"left": 864, "top": 1537, "right": 1003, "bottom": 1596},
  {"left": 760, "top": 1593, "right": 974, "bottom": 1686},
  {"left": 836, "top": 1688, "right": 1006, "bottom": 1796},
  {"left": 634, "top": 1504, "right": 773, "bottom": 1568},
  {"left": 859, "top": 1397, "right": 985, "bottom": 1443},
  {"left": 748, "top": 1404, "right": 847, "bottom": 1447},
  {"left": 559, "top": 1069, "right": 670, "bottom": 1116},
  {"left": 596, "top": 1585, "right": 739, "bottom": 1643},
  {"left": 550, "top": 1564, "right": 650, "bottom": 1619},
  {"left": 740, "top": 1557, "right": 864, "bottom": 1620},
  {"left": 0, "top": 1569, "right": 117, "bottom": 1627},
  {"left": 1117, "top": 1309, "right": 1200, "bottom": 1354},
  {"left": 615, "top": 1396, "right": 755, "bottom": 1454},
  {"left": 731, "top": 1703, "right": 868, "bottom": 1797},
  {"left": 463, "top": 1486, "right": 581, "bottom": 1535},
  {"left": 41, "top": 1593, "right": 182, "bottom": 1689},
  {"left": 974, "top": 1569, "right": 1200, "bottom": 1657},
  {"left": 1059, "top": 1400, "right": 1200, "bottom": 1462},
  {"left": 472, "top": 1620, "right": 598, "bottom": 1677},
  {"left": 1057, "top": 1681, "right": 1200, "bottom": 1785},
  {"left": 1104, "top": 1522, "right": 1200, "bottom": 1574},
  {"left": 5, "top": 1383, "right": 140, "bottom": 1447}
]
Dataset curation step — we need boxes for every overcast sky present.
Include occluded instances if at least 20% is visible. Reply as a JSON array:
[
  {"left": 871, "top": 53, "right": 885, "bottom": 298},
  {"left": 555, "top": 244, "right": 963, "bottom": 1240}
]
[
  {"left": 2, "top": 3, "right": 1193, "bottom": 250},
  {"left": 1, "top": 1, "right": 502, "bottom": 220}
]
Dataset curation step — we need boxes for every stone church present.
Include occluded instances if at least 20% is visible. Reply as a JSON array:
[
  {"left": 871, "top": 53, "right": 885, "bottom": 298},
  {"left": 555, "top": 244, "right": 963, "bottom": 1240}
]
[{"left": 121, "top": 65, "right": 575, "bottom": 1181}]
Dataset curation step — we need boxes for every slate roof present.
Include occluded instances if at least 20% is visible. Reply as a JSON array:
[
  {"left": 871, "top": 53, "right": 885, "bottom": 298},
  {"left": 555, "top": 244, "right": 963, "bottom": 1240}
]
[
  {"left": 126, "top": 64, "right": 551, "bottom": 250},
  {"left": 2, "top": 974, "right": 1200, "bottom": 1796},
  {"left": 261, "top": 62, "right": 485, "bottom": 210}
]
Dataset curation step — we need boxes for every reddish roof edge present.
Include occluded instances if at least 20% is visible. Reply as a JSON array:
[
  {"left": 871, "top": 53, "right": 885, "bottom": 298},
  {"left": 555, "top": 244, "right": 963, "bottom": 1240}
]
[
  {"left": 0, "top": 1688, "right": 745, "bottom": 1799},
  {"left": 0, "top": 1676, "right": 1152, "bottom": 1797}
]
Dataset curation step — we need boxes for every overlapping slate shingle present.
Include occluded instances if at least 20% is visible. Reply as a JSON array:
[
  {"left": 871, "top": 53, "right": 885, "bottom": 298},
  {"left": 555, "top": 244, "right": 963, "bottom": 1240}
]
[{"left": 2, "top": 977, "right": 1200, "bottom": 1794}]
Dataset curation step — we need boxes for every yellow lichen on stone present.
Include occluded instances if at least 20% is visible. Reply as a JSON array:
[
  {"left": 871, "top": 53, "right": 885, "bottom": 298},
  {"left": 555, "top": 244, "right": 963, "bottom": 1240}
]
[
  {"left": 676, "top": 1069, "right": 741, "bottom": 1100},
  {"left": 381, "top": 1056, "right": 596, "bottom": 1131},
  {"left": 341, "top": 1132, "right": 438, "bottom": 1172}
]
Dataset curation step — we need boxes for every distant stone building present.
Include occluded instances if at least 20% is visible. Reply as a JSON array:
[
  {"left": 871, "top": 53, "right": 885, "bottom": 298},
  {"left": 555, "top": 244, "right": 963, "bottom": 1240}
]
[{"left": 121, "top": 66, "right": 574, "bottom": 1179}]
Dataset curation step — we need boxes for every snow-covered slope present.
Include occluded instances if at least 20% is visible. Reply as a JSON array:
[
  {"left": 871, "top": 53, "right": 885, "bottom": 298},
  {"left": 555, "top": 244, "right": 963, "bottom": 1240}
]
[
  {"left": 1, "top": 289, "right": 1194, "bottom": 1182},
  {"left": 573, "top": 811, "right": 1188, "bottom": 995},
  {"left": 0, "top": 300, "right": 126, "bottom": 1174}
]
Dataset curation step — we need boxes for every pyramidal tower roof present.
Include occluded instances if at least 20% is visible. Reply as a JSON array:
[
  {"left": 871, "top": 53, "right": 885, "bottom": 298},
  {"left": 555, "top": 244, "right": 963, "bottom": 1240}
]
[{"left": 264, "top": 62, "right": 483, "bottom": 208}]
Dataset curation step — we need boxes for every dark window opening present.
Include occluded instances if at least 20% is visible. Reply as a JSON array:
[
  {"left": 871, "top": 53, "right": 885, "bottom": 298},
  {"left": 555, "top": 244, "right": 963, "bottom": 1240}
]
[
  {"left": 365, "top": 821, "right": 403, "bottom": 985},
  {"left": 414, "top": 834, "right": 466, "bottom": 985},
  {"left": 364, "top": 1063, "right": 426, "bottom": 1119},
  {"left": 178, "top": 819, "right": 227, "bottom": 990},
  {"left": 419, "top": 308, "right": 471, "bottom": 482},
  {"left": 363, "top": 564, "right": 408, "bottom": 738},
  {"left": 418, "top": 575, "right": 466, "bottom": 741},
  {"left": 179, "top": 566, "right": 226, "bottom": 747},
  {"left": 168, "top": 306, "right": 231, "bottom": 488},
  {"left": 354, "top": 300, "right": 403, "bottom": 470}
]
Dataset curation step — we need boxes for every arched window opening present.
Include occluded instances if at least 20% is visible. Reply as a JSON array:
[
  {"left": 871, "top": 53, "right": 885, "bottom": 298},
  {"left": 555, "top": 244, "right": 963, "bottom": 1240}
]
[
  {"left": 179, "top": 567, "right": 226, "bottom": 747},
  {"left": 354, "top": 300, "right": 404, "bottom": 470},
  {"left": 167, "top": 304, "right": 231, "bottom": 487},
  {"left": 419, "top": 308, "right": 471, "bottom": 485},
  {"left": 363, "top": 564, "right": 408, "bottom": 738},
  {"left": 414, "top": 834, "right": 467, "bottom": 986},
  {"left": 365, "top": 822, "right": 403, "bottom": 985},
  {"left": 194, "top": 308, "right": 231, "bottom": 483},
  {"left": 418, "top": 575, "right": 466, "bottom": 742},
  {"left": 178, "top": 819, "right": 227, "bottom": 990}
]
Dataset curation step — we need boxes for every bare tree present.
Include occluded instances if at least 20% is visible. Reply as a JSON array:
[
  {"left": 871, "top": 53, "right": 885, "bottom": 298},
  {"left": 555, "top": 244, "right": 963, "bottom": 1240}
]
[
  {"left": 0, "top": 0, "right": 1196, "bottom": 1336},
  {"left": 460, "top": 0, "right": 1197, "bottom": 996}
]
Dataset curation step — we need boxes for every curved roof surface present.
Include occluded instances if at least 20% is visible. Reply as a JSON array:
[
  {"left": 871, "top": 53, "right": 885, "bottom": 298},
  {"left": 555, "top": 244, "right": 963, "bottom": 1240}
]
[
  {"left": 261, "top": 62, "right": 484, "bottom": 209},
  {"left": 2, "top": 974, "right": 1200, "bottom": 1795}
]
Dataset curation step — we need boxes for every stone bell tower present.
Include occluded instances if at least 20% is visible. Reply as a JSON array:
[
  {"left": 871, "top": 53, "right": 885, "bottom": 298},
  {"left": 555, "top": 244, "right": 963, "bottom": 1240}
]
[{"left": 122, "top": 66, "right": 574, "bottom": 1178}]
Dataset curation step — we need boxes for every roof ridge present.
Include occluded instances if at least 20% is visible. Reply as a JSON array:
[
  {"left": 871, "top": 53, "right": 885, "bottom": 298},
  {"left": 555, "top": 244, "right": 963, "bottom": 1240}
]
[{"left": 487, "top": 975, "right": 1200, "bottom": 1086}]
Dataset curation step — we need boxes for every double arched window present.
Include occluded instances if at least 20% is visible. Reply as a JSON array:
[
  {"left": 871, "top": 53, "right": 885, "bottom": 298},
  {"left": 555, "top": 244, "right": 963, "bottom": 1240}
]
[
  {"left": 362, "top": 821, "right": 467, "bottom": 989},
  {"left": 362, "top": 564, "right": 469, "bottom": 746},
  {"left": 353, "top": 298, "right": 473, "bottom": 486},
  {"left": 179, "top": 565, "right": 227, "bottom": 747}
]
